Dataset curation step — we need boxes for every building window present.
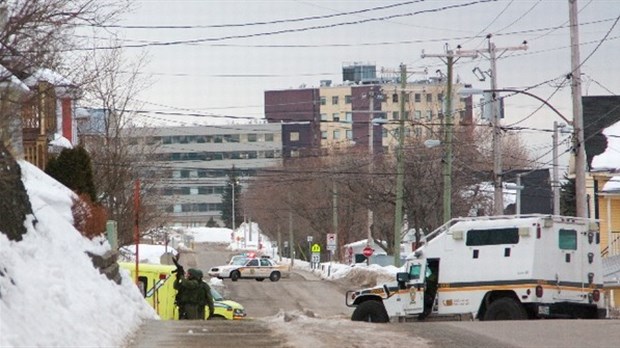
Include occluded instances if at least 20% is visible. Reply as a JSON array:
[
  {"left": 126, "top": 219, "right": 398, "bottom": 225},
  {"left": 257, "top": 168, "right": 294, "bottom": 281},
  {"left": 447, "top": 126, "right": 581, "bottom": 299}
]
[
  {"left": 414, "top": 110, "right": 421, "bottom": 120},
  {"left": 382, "top": 128, "right": 387, "bottom": 138},
  {"left": 346, "top": 130, "right": 352, "bottom": 139},
  {"left": 224, "top": 134, "right": 240, "bottom": 143},
  {"left": 265, "top": 133, "right": 274, "bottom": 141},
  {"left": 414, "top": 93, "right": 421, "bottom": 103},
  {"left": 180, "top": 170, "right": 190, "bottom": 178},
  {"left": 426, "top": 110, "right": 433, "bottom": 120},
  {"left": 173, "top": 204, "right": 182, "bottom": 213},
  {"left": 426, "top": 94, "right": 433, "bottom": 103},
  {"left": 332, "top": 96, "right": 339, "bottom": 105},
  {"left": 392, "top": 111, "right": 399, "bottom": 120},
  {"left": 333, "top": 113, "right": 340, "bottom": 122},
  {"left": 248, "top": 134, "right": 257, "bottom": 142},
  {"left": 392, "top": 94, "right": 398, "bottom": 103},
  {"left": 414, "top": 127, "right": 421, "bottom": 137},
  {"left": 320, "top": 96, "right": 326, "bottom": 105},
  {"left": 290, "top": 149, "right": 300, "bottom": 157},
  {"left": 321, "top": 131, "right": 327, "bottom": 139},
  {"left": 321, "top": 113, "right": 328, "bottom": 121},
  {"left": 403, "top": 111, "right": 410, "bottom": 120},
  {"left": 290, "top": 132, "right": 300, "bottom": 141},
  {"left": 345, "top": 95, "right": 352, "bottom": 104},
  {"left": 333, "top": 130, "right": 340, "bottom": 139},
  {"left": 345, "top": 112, "right": 352, "bottom": 123},
  {"left": 438, "top": 93, "right": 444, "bottom": 102}
]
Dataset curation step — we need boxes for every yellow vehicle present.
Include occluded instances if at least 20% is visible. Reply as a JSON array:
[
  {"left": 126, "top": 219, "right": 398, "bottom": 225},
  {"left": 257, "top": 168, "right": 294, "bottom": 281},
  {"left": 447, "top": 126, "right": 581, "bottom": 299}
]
[{"left": 119, "top": 262, "right": 246, "bottom": 320}]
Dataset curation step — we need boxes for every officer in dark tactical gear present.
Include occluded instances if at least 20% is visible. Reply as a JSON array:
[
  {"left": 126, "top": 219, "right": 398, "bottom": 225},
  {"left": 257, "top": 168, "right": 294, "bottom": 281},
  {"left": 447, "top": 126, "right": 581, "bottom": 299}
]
[
  {"left": 194, "top": 269, "right": 215, "bottom": 320},
  {"left": 173, "top": 261, "right": 203, "bottom": 319}
]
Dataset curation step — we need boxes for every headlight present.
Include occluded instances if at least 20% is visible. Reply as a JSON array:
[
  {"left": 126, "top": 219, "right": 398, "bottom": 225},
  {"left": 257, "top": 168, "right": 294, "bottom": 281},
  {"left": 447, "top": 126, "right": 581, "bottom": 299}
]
[{"left": 233, "top": 308, "right": 246, "bottom": 318}]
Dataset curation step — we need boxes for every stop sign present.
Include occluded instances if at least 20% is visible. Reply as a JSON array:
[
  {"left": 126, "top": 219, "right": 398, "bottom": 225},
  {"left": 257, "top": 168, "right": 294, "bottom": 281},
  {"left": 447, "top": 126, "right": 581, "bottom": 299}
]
[{"left": 362, "top": 246, "right": 373, "bottom": 257}]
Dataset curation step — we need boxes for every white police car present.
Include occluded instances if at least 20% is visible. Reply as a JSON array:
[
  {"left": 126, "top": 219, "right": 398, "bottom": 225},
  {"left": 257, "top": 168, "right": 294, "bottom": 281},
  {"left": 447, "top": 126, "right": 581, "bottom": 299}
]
[{"left": 208, "top": 257, "right": 288, "bottom": 282}]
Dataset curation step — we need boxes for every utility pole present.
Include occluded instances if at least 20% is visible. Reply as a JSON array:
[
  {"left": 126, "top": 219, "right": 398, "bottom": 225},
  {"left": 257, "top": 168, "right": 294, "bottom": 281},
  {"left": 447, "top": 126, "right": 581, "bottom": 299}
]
[
  {"left": 367, "top": 88, "right": 375, "bottom": 248},
  {"left": 458, "top": 37, "right": 528, "bottom": 215},
  {"left": 569, "top": 0, "right": 587, "bottom": 218},
  {"left": 332, "top": 180, "right": 338, "bottom": 260},
  {"left": 422, "top": 45, "right": 477, "bottom": 223},
  {"left": 553, "top": 121, "right": 561, "bottom": 215},
  {"left": 393, "top": 64, "right": 407, "bottom": 267},
  {"left": 288, "top": 191, "right": 294, "bottom": 265}
]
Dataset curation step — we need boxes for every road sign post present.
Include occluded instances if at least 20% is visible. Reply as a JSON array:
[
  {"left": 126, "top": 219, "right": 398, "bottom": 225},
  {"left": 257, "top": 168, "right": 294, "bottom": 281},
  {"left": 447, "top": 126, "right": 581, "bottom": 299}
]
[
  {"left": 307, "top": 236, "right": 313, "bottom": 263},
  {"left": 326, "top": 233, "right": 337, "bottom": 253}
]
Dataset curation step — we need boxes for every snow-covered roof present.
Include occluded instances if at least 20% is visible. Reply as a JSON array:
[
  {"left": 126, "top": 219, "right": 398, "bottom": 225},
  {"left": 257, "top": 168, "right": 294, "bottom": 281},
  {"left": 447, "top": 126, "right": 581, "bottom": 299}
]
[
  {"left": 592, "top": 121, "right": 620, "bottom": 170},
  {"left": 49, "top": 133, "right": 73, "bottom": 149},
  {"left": 23, "top": 68, "right": 73, "bottom": 87},
  {"left": 0, "top": 64, "right": 29, "bottom": 92},
  {"left": 601, "top": 175, "right": 620, "bottom": 193}
]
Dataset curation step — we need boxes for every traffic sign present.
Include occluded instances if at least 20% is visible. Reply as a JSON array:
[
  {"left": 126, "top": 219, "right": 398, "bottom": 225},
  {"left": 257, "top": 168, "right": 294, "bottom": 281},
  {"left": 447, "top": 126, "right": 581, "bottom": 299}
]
[
  {"left": 311, "top": 253, "right": 320, "bottom": 263},
  {"left": 311, "top": 243, "right": 321, "bottom": 253},
  {"left": 326, "top": 233, "right": 336, "bottom": 251},
  {"left": 362, "top": 246, "right": 374, "bottom": 257}
]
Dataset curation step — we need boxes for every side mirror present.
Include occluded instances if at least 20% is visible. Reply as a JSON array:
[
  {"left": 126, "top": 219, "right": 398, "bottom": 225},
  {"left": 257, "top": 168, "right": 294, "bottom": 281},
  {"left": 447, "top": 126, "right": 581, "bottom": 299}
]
[{"left": 396, "top": 272, "right": 410, "bottom": 283}]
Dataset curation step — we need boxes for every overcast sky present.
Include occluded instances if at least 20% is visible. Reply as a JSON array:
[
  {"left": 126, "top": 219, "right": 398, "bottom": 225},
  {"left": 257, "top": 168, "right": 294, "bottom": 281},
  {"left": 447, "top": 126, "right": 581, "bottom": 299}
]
[{"left": 87, "top": 0, "right": 620, "bottom": 170}]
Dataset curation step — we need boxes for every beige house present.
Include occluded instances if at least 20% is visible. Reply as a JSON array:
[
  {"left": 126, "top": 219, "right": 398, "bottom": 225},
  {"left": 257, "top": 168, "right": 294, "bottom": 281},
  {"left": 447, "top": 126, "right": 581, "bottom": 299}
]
[{"left": 589, "top": 120, "right": 620, "bottom": 310}]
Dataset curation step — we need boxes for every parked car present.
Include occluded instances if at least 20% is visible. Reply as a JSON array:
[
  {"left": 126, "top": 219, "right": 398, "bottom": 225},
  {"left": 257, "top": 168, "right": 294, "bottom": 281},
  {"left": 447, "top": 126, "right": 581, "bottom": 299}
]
[{"left": 208, "top": 257, "right": 289, "bottom": 282}]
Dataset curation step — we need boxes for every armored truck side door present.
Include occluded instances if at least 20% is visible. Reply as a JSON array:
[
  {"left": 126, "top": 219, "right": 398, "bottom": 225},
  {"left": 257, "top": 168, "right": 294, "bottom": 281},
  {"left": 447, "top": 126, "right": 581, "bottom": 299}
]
[{"left": 398, "top": 260, "right": 425, "bottom": 316}]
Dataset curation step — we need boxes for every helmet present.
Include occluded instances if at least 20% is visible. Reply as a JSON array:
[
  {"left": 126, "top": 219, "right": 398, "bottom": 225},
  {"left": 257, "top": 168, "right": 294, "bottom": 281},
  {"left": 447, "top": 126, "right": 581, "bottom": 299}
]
[{"left": 188, "top": 268, "right": 203, "bottom": 279}]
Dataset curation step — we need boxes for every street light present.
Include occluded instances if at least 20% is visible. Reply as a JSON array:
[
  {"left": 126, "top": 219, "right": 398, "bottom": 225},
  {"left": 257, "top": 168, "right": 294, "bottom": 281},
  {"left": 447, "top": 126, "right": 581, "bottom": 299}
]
[{"left": 459, "top": 87, "right": 572, "bottom": 215}]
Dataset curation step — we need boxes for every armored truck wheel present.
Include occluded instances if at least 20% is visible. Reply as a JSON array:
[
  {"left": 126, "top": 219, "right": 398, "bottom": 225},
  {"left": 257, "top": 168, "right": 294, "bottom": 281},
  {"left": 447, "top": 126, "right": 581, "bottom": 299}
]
[
  {"left": 351, "top": 301, "right": 389, "bottom": 323},
  {"left": 484, "top": 298, "right": 527, "bottom": 320}
]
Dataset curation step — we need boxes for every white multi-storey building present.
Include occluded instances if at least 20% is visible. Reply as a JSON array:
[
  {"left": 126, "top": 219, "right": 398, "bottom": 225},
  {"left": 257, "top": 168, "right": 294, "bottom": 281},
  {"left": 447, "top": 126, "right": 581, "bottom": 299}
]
[{"left": 130, "top": 124, "right": 283, "bottom": 227}]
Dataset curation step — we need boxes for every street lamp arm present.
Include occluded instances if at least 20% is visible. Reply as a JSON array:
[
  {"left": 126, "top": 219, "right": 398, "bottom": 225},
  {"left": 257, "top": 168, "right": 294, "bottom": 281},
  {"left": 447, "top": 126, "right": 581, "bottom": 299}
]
[{"left": 493, "top": 89, "right": 571, "bottom": 125}]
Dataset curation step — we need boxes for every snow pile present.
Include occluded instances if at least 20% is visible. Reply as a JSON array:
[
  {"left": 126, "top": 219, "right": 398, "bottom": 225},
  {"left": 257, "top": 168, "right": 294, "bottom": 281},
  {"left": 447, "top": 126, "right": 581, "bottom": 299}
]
[
  {"left": 264, "top": 310, "right": 430, "bottom": 348},
  {"left": 0, "top": 161, "right": 157, "bottom": 347}
]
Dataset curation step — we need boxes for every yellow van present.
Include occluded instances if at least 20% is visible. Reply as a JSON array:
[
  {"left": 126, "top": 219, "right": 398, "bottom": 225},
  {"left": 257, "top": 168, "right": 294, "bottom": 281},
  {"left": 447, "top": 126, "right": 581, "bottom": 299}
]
[{"left": 119, "top": 262, "right": 246, "bottom": 320}]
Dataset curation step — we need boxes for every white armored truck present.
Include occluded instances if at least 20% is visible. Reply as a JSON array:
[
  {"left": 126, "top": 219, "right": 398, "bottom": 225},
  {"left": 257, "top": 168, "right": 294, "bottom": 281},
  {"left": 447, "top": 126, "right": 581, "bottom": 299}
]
[{"left": 346, "top": 215, "right": 607, "bottom": 322}]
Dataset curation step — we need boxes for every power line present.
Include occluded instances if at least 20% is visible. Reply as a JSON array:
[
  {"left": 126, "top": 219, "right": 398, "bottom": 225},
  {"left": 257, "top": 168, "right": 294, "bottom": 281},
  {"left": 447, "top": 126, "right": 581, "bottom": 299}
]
[
  {"left": 100, "top": 1, "right": 426, "bottom": 29},
  {"left": 66, "top": 0, "right": 496, "bottom": 51}
]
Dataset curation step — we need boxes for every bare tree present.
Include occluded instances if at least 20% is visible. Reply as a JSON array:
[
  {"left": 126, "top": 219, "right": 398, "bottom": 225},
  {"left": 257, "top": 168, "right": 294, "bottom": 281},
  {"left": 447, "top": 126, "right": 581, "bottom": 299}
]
[
  {"left": 243, "top": 120, "right": 532, "bottom": 260},
  {"left": 79, "top": 44, "right": 164, "bottom": 247}
]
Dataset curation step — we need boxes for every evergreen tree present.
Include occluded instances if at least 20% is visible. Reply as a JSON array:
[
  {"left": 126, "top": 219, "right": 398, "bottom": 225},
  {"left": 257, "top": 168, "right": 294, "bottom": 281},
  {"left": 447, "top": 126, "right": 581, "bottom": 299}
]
[
  {"left": 206, "top": 217, "right": 219, "bottom": 228},
  {"left": 46, "top": 147, "right": 97, "bottom": 202},
  {"left": 560, "top": 174, "right": 576, "bottom": 217},
  {"left": 221, "top": 166, "right": 242, "bottom": 230}
]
